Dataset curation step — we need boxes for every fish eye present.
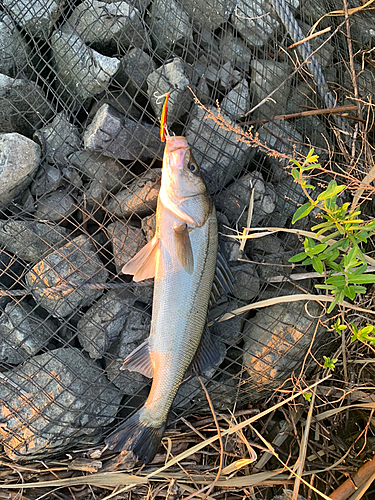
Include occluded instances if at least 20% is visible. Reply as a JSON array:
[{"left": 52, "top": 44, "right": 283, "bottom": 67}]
[{"left": 188, "top": 162, "right": 199, "bottom": 174}]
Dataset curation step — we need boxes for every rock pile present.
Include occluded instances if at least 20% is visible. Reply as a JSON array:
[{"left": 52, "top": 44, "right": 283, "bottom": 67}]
[{"left": 0, "top": 0, "right": 373, "bottom": 460}]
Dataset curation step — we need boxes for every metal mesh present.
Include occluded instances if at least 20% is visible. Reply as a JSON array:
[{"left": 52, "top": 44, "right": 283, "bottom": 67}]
[{"left": 0, "top": 0, "right": 373, "bottom": 461}]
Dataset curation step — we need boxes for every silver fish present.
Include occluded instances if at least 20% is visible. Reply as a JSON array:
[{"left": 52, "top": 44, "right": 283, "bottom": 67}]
[{"left": 105, "top": 134, "right": 224, "bottom": 463}]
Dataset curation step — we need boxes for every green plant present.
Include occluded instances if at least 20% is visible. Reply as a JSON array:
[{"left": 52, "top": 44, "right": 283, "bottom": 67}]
[
  {"left": 323, "top": 356, "right": 338, "bottom": 371},
  {"left": 288, "top": 149, "right": 375, "bottom": 313}
]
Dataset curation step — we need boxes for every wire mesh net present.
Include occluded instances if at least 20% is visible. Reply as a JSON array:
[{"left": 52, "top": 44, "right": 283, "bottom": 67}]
[{"left": 0, "top": 0, "right": 373, "bottom": 462}]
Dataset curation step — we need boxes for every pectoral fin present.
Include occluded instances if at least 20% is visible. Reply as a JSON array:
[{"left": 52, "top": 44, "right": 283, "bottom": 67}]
[
  {"left": 174, "top": 224, "right": 194, "bottom": 274},
  {"left": 122, "top": 237, "right": 160, "bottom": 282},
  {"left": 120, "top": 340, "right": 153, "bottom": 378}
]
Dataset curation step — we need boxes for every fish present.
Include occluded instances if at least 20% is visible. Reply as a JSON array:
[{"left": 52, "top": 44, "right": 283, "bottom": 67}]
[{"left": 105, "top": 96, "right": 232, "bottom": 464}]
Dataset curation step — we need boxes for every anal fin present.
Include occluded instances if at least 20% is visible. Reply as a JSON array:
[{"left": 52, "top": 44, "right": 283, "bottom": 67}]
[
  {"left": 209, "top": 250, "right": 234, "bottom": 308},
  {"left": 121, "top": 340, "right": 153, "bottom": 378},
  {"left": 122, "top": 237, "right": 159, "bottom": 282},
  {"left": 174, "top": 223, "right": 194, "bottom": 274},
  {"left": 188, "top": 326, "right": 223, "bottom": 375}
]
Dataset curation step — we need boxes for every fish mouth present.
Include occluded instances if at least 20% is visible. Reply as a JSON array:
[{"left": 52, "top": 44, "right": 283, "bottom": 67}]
[{"left": 166, "top": 136, "right": 189, "bottom": 153}]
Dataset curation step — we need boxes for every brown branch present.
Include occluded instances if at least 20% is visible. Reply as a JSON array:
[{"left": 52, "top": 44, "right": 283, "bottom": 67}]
[
  {"left": 329, "top": 454, "right": 375, "bottom": 500},
  {"left": 242, "top": 105, "right": 357, "bottom": 126},
  {"left": 287, "top": 27, "right": 332, "bottom": 50}
]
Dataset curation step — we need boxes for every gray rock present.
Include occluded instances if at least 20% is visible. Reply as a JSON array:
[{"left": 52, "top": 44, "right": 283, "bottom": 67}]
[
  {"left": 89, "top": 90, "right": 142, "bottom": 122},
  {"left": 270, "top": 177, "right": 307, "bottom": 228},
  {"left": 25, "top": 235, "right": 108, "bottom": 317},
  {"left": 84, "top": 179, "right": 106, "bottom": 211},
  {"left": 34, "top": 189, "right": 76, "bottom": 222},
  {"left": 0, "top": 301, "right": 54, "bottom": 364},
  {"left": 250, "top": 60, "right": 291, "bottom": 119},
  {"left": 105, "top": 168, "right": 161, "bottom": 218},
  {"left": 0, "top": 347, "right": 122, "bottom": 460},
  {"left": 31, "top": 165, "right": 62, "bottom": 197},
  {"left": 84, "top": 104, "right": 161, "bottom": 160},
  {"left": 33, "top": 113, "right": 80, "bottom": 167},
  {"left": 69, "top": 150, "right": 132, "bottom": 192},
  {"left": 221, "top": 79, "right": 250, "bottom": 120},
  {"left": 299, "top": 0, "right": 333, "bottom": 29},
  {"left": 0, "top": 251, "right": 24, "bottom": 289},
  {"left": 216, "top": 171, "right": 277, "bottom": 229},
  {"left": 147, "top": 58, "right": 192, "bottom": 126},
  {"left": 116, "top": 48, "right": 156, "bottom": 97},
  {"left": 232, "top": 265, "right": 260, "bottom": 302},
  {"left": 77, "top": 289, "right": 136, "bottom": 359},
  {"left": 232, "top": 0, "right": 299, "bottom": 48},
  {"left": 107, "top": 307, "right": 151, "bottom": 393},
  {"left": 209, "top": 300, "right": 244, "bottom": 345},
  {"left": 185, "top": 106, "right": 253, "bottom": 193},
  {"left": 51, "top": 27, "right": 120, "bottom": 105},
  {"left": 243, "top": 299, "right": 325, "bottom": 401},
  {"left": 0, "top": 133, "right": 41, "bottom": 210},
  {"left": 0, "top": 220, "right": 69, "bottom": 262},
  {"left": 67, "top": 0, "right": 149, "bottom": 52},
  {"left": 0, "top": 75, "right": 52, "bottom": 136},
  {"left": 62, "top": 166, "right": 83, "bottom": 190},
  {"left": 219, "top": 28, "right": 252, "bottom": 71},
  {"left": 147, "top": 0, "right": 193, "bottom": 56},
  {"left": 257, "top": 120, "right": 308, "bottom": 181},
  {"left": 205, "top": 61, "right": 241, "bottom": 90},
  {"left": 107, "top": 221, "right": 146, "bottom": 273},
  {"left": 183, "top": 0, "right": 236, "bottom": 30},
  {"left": 0, "top": 12, "right": 30, "bottom": 77},
  {"left": 2, "top": 0, "right": 62, "bottom": 38},
  {"left": 142, "top": 213, "right": 156, "bottom": 242},
  {"left": 299, "top": 21, "right": 333, "bottom": 69},
  {"left": 217, "top": 212, "right": 241, "bottom": 262}
]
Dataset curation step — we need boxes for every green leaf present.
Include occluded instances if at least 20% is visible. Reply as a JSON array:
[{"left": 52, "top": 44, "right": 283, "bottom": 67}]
[
  {"left": 317, "top": 181, "right": 345, "bottom": 201},
  {"left": 312, "top": 257, "right": 323, "bottom": 274},
  {"left": 327, "top": 295, "right": 340, "bottom": 314},
  {"left": 309, "top": 243, "right": 328, "bottom": 255},
  {"left": 303, "top": 392, "right": 312, "bottom": 401},
  {"left": 292, "top": 203, "right": 314, "bottom": 224},
  {"left": 344, "top": 286, "right": 356, "bottom": 300},
  {"left": 351, "top": 264, "right": 367, "bottom": 276},
  {"left": 289, "top": 158, "right": 302, "bottom": 168},
  {"left": 323, "top": 356, "right": 338, "bottom": 371},
  {"left": 326, "top": 275, "right": 346, "bottom": 286},
  {"left": 291, "top": 168, "right": 300, "bottom": 179},
  {"left": 289, "top": 252, "right": 308, "bottom": 263},
  {"left": 350, "top": 274, "right": 375, "bottom": 284}
]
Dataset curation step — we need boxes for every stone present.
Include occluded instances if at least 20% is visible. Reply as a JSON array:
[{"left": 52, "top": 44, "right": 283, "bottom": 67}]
[
  {"left": 216, "top": 171, "right": 277, "bottom": 229},
  {"left": 270, "top": 177, "right": 308, "bottom": 228},
  {"left": 0, "top": 347, "right": 122, "bottom": 460},
  {"left": 147, "top": 0, "right": 193, "bottom": 57},
  {"left": 25, "top": 235, "right": 108, "bottom": 317},
  {"left": 219, "top": 28, "right": 252, "bottom": 71},
  {"left": 33, "top": 113, "right": 80, "bottom": 167},
  {"left": 183, "top": 0, "right": 236, "bottom": 30},
  {"left": 147, "top": 58, "right": 192, "bottom": 126},
  {"left": 2, "top": 0, "right": 62, "bottom": 38},
  {"left": 242, "top": 299, "right": 325, "bottom": 401},
  {"left": 116, "top": 48, "right": 156, "bottom": 97},
  {"left": 205, "top": 61, "right": 241, "bottom": 90},
  {"left": 0, "top": 301, "right": 54, "bottom": 364},
  {"left": 105, "top": 168, "right": 161, "bottom": 218},
  {"left": 34, "top": 189, "right": 76, "bottom": 222},
  {"left": 0, "top": 75, "right": 52, "bottom": 136},
  {"left": 185, "top": 106, "right": 253, "bottom": 193},
  {"left": 107, "top": 307, "right": 151, "bottom": 394},
  {"left": 217, "top": 212, "right": 241, "bottom": 263},
  {"left": 62, "top": 166, "right": 83, "bottom": 190},
  {"left": 0, "top": 12, "right": 30, "bottom": 77},
  {"left": 0, "top": 251, "right": 24, "bottom": 289},
  {"left": 232, "top": 265, "right": 260, "bottom": 302},
  {"left": 89, "top": 90, "right": 142, "bottom": 122},
  {"left": 84, "top": 104, "right": 161, "bottom": 161},
  {"left": 0, "top": 133, "right": 41, "bottom": 210},
  {"left": 250, "top": 60, "right": 291, "bottom": 119},
  {"left": 67, "top": 0, "right": 149, "bottom": 52},
  {"left": 51, "top": 27, "right": 120, "bottom": 105},
  {"left": 141, "top": 213, "right": 156, "bottom": 241},
  {"left": 69, "top": 150, "right": 133, "bottom": 192},
  {"left": 221, "top": 79, "right": 250, "bottom": 120},
  {"left": 107, "top": 221, "right": 146, "bottom": 273},
  {"left": 77, "top": 289, "right": 136, "bottom": 359},
  {"left": 31, "top": 165, "right": 62, "bottom": 197},
  {"left": 209, "top": 300, "right": 244, "bottom": 345},
  {"left": 299, "top": 21, "right": 334, "bottom": 69},
  {"left": 257, "top": 120, "right": 310, "bottom": 181},
  {"left": 84, "top": 179, "right": 106, "bottom": 211},
  {"left": 0, "top": 220, "right": 69, "bottom": 262}
]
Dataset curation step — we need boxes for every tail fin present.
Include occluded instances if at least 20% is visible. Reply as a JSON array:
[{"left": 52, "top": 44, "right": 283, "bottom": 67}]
[{"left": 105, "top": 410, "right": 165, "bottom": 464}]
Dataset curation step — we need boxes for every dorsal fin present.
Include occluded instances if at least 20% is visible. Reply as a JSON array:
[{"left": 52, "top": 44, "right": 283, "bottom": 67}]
[{"left": 209, "top": 250, "right": 234, "bottom": 308}]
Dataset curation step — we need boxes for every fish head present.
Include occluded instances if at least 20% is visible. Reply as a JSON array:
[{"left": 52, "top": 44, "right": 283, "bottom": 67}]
[
  {"left": 163, "top": 136, "right": 207, "bottom": 199},
  {"left": 160, "top": 135, "right": 211, "bottom": 226}
]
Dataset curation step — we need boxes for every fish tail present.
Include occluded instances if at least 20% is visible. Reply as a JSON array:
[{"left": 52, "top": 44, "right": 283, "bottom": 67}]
[{"left": 105, "top": 409, "right": 166, "bottom": 463}]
